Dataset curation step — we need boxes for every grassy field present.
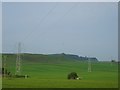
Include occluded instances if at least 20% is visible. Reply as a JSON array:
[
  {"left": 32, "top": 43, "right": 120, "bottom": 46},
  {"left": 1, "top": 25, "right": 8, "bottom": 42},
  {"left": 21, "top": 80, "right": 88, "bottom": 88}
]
[{"left": 2, "top": 54, "right": 118, "bottom": 88}]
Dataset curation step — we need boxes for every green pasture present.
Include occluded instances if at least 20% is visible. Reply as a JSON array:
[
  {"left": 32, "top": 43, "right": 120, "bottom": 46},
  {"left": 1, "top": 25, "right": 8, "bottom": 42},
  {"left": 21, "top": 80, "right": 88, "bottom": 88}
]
[{"left": 2, "top": 54, "right": 118, "bottom": 88}]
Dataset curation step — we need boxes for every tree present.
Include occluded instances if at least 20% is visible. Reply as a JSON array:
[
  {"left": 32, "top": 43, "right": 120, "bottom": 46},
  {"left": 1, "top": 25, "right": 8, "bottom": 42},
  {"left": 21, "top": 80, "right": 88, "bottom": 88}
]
[
  {"left": 67, "top": 72, "right": 79, "bottom": 80},
  {"left": 111, "top": 60, "right": 116, "bottom": 63}
]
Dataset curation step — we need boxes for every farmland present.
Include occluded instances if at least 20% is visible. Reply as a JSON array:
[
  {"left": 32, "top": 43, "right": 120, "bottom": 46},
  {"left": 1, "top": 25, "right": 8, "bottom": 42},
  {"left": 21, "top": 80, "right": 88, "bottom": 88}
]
[{"left": 2, "top": 54, "right": 118, "bottom": 88}]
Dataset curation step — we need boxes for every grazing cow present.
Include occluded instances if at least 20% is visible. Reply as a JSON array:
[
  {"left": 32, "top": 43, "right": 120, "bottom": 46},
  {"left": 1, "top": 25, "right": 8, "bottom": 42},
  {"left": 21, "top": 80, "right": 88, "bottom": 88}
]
[{"left": 68, "top": 72, "right": 80, "bottom": 80}]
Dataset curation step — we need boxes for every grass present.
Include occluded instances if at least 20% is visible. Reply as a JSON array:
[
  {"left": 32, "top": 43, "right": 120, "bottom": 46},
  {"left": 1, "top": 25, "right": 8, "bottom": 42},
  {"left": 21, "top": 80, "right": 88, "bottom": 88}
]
[
  {"left": 3, "top": 78, "right": 118, "bottom": 88},
  {"left": 2, "top": 54, "right": 118, "bottom": 88}
]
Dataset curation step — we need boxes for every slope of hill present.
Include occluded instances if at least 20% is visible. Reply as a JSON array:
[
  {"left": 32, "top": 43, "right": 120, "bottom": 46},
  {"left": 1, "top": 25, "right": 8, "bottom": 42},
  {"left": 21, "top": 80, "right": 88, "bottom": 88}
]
[
  {"left": 2, "top": 53, "right": 98, "bottom": 64},
  {"left": 50, "top": 53, "right": 98, "bottom": 61}
]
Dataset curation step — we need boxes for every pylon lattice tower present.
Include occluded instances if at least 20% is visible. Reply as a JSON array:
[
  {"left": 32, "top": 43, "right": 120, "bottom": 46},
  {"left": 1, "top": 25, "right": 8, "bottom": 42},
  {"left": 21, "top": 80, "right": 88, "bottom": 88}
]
[
  {"left": 15, "top": 42, "right": 21, "bottom": 75},
  {"left": 3, "top": 56, "right": 7, "bottom": 77},
  {"left": 88, "top": 58, "right": 91, "bottom": 72}
]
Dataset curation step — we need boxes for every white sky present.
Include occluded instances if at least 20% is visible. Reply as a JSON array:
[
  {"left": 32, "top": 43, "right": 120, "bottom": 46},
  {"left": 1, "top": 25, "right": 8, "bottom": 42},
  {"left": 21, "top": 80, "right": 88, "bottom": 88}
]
[
  {"left": 1, "top": 0, "right": 119, "bottom": 2},
  {"left": 1, "top": 2, "right": 119, "bottom": 61}
]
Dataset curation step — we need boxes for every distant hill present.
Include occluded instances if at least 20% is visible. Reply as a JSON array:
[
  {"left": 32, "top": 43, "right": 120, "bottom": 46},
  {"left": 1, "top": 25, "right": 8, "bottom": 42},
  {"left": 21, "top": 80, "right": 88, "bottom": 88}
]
[
  {"left": 49, "top": 53, "right": 98, "bottom": 62},
  {"left": 2, "top": 53, "right": 98, "bottom": 64}
]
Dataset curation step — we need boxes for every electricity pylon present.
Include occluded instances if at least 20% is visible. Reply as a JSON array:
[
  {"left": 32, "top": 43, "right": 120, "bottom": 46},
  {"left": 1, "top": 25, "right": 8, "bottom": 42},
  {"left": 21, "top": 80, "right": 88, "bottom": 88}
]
[
  {"left": 15, "top": 42, "right": 21, "bottom": 75},
  {"left": 3, "top": 55, "right": 7, "bottom": 77},
  {"left": 88, "top": 58, "right": 91, "bottom": 72}
]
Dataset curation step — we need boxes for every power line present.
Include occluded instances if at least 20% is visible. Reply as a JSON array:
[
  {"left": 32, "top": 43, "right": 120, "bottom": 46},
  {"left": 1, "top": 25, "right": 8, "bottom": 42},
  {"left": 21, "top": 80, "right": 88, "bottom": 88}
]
[
  {"left": 20, "top": 3, "right": 58, "bottom": 43},
  {"left": 51, "top": 3, "right": 79, "bottom": 27},
  {"left": 28, "top": 3, "right": 79, "bottom": 48},
  {"left": 21, "top": 3, "right": 78, "bottom": 43},
  {"left": 18, "top": 3, "right": 78, "bottom": 53}
]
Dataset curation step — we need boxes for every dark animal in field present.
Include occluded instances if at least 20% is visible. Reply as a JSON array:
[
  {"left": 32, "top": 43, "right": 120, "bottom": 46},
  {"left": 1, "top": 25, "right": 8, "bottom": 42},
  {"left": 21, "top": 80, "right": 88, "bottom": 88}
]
[
  {"left": 2, "top": 67, "right": 7, "bottom": 74},
  {"left": 15, "top": 75, "right": 29, "bottom": 78},
  {"left": 68, "top": 72, "right": 80, "bottom": 80},
  {"left": 2, "top": 67, "right": 12, "bottom": 77},
  {"left": 2, "top": 68, "right": 29, "bottom": 78}
]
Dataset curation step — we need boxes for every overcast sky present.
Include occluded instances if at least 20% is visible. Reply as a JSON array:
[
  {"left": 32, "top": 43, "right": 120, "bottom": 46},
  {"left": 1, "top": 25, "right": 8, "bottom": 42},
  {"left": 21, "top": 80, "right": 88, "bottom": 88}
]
[{"left": 2, "top": 2, "right": 118, "bottom": 61}]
